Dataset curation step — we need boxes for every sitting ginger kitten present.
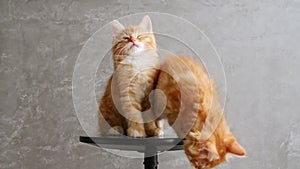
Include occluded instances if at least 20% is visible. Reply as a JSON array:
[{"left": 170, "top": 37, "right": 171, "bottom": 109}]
[{"left": 99, "top": 16, "right": 161, "bottom": 137}]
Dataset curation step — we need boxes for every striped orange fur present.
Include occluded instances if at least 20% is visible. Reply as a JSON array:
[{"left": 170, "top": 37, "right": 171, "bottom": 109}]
[{"left": 155, "top": 56, "right": 246, "bottom": 168}]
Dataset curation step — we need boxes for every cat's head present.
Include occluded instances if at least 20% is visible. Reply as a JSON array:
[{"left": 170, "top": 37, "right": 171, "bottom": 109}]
[
  {"left": 184, "top": 130, "right": 246, "bottom": 169},
  {"left": 111, "top": 15, "right": 156, "bottom": 55}
]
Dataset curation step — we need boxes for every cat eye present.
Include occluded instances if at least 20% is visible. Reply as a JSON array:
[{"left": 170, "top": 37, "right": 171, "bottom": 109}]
[
  {"left": 122, "top": 36, "right": 130, "bottom": 40},
  {"left": 137, "top": 34, "right": 142, "bottom": 38}
]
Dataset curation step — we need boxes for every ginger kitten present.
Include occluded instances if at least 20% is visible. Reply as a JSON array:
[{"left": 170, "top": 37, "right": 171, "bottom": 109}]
[
  {"left": 99, "top": 16, "right": 161, "bottom": 137},
  {"left": 155, "top": 56, "right": 246, "bottom": 168}
]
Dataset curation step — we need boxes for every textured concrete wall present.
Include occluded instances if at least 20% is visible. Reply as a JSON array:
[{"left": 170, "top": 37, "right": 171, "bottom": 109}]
[{"left": 1, "top": 0, "right": 300, "bottom": 169}]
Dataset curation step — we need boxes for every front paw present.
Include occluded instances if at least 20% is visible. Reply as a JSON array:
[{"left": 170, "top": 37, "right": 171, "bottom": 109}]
[
  {"left": 145, "top": 127, "right": 163, "bottom": 137},
  {"left": 127, "top": 127, "right": 146, "bottom": 137}
]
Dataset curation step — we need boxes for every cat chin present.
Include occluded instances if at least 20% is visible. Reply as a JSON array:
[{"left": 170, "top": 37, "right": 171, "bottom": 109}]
[
  {"left": 128, "top": 48, "right": 144, "bottom": 54},
  {"left": 125, "top": 44, "right": 144, "bottom": 54}
]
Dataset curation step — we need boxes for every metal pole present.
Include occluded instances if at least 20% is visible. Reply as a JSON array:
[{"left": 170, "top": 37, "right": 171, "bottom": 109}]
[
  {"left": 143, "top": 151, "right": 158, "bottom": 169},
  {"left": 143, "top": 153, "right": 158, "bottom": 169}
]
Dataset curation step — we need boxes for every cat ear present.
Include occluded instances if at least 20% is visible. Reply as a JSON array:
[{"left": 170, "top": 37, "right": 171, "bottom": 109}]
[
  {"left": 227, "top": 141, "right": 246, "bottom": 156},
  {"left": 203, "top": 141, "right": 220, "bottom": 161},
  {"left": 139, "top": 15, "right": 152, "bottom": 33},
  {"left": 111, "top": 20, "right": 125, "bottom": 36}
]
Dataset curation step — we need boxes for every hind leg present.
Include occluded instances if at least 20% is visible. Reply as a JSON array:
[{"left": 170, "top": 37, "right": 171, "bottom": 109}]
[
  {"left": 99, "top": 79, "right": 125, "bottom": 136},
  {"left": 99, "top": 99, "right": 125, "bottom": 135}
]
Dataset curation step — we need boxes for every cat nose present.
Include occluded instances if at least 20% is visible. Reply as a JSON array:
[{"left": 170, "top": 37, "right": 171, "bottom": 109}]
[{"left": 129, "top": 38, "right": 136, "bottom": 43}]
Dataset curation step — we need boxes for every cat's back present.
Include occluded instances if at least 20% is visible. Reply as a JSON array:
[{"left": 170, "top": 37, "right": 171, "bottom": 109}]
[
  {"left": 159, "top": 55, "right": 211, "bottom": 89},
  {"left": 157, "top": 55, "right": 214, "bottom": 119}
]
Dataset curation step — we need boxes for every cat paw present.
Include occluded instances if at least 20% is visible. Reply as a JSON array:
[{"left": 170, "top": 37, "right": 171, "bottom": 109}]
[
  {"left": 107, "top": 126, "right": 124, "bottom": 135},
  {"left": 145, "top": 127, "right": 163, "bottom": 137},
  {"left": 158, "top": 129, "right": 164, "bottom": 136},
  {"left": 127, "top": 127, "right": 146, "bottom": 137}
]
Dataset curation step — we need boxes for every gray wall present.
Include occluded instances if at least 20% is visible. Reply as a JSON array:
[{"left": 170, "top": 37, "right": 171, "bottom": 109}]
[{"left": 1, "top": 0, "right": 300, "bottom": 169}]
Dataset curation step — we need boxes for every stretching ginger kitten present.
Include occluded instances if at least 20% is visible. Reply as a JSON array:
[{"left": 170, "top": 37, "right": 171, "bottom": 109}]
[
  {"left": 99, "top": 16, "right": 161, "bottom": 137},
  {"left": 154, "top": 55, "right": 246, "bottom": 168}
]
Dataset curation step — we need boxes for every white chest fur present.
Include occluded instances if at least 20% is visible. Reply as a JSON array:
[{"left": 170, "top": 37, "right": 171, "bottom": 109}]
[{"left": 120, "top": 50, "right": 158, "bottom": 70}]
